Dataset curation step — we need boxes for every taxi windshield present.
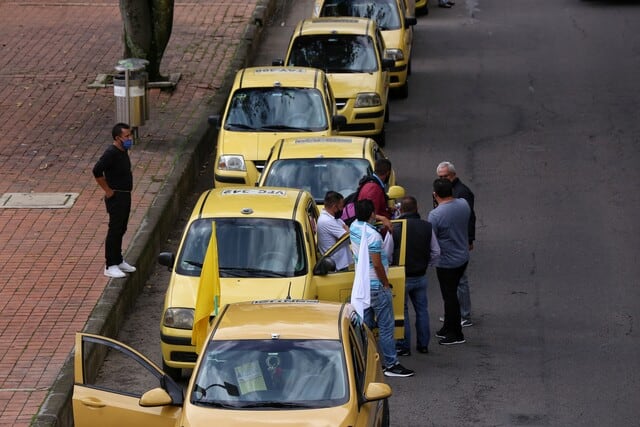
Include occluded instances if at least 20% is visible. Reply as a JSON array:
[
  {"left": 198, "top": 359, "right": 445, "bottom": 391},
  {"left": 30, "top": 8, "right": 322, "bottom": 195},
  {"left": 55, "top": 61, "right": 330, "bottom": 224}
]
[
  {"left": 191, "top": 339, "right": 348, "bottom": 408},
  {"left": 262, "top": 158, "right": 371, "bottom": 203},
  {"left": 287, "top": 35, "right": 378, "bottom": 73},
  {"left": 176, "top": 218, "right": 307, "bottom": 277},
  {"left": 224, "top": 87, "right": 328, "bottom": 131},
  {"left": 319, "top": 0, "right": 401, "bottom": 31}
]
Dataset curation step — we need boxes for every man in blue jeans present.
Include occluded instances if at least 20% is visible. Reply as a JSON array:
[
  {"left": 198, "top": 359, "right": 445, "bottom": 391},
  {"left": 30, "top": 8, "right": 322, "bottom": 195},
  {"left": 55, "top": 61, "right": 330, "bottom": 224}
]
[
  {"left": 393, "top": 196, "right": 440, "bottom": 356},
  {"left": 350, "top": 199, "right": 414, "bottom": 377}
]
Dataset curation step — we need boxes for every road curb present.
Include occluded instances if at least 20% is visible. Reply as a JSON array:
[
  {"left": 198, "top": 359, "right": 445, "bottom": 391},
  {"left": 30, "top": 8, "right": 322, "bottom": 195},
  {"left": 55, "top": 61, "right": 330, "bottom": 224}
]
[{"left": 31, "top": 1, "right": 276, "bottom": 425}]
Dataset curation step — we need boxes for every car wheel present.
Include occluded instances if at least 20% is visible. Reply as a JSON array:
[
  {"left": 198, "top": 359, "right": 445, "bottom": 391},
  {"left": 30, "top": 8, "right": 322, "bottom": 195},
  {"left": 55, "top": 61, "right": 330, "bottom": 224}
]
[
  {"left": 162, "top": 360, "right": 182, "bottom": 381},
  {"left": 398, "top": 81, "right": 409, "bottom": 99},
  {"left": 381, "top": 398, "right": 390, "bottom": 427},
  {"left": 374, "top": 127, "right": 386, "bottom": 147}
]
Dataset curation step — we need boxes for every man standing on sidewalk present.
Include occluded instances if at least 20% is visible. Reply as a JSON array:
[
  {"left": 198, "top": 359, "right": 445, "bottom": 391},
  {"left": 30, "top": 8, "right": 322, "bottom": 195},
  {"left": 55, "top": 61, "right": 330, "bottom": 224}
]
[
  {"left": 436, "top": 161, "right": 476, "bottom": 327},
  {"left": 93, "top": 123, "right": 137, "bottom": 278},
  {"left": 394, "top": 196, "right": 440, "bottom": 356},
  {"left": 429, "top": 179, "right": 470, "bottom": 345}
]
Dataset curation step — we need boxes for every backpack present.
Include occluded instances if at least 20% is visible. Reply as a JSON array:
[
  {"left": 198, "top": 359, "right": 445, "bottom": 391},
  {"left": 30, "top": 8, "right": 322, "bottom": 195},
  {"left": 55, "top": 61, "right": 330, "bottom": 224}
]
[{"left": 341, "top": 175, "right": 381, "bottom": 225}]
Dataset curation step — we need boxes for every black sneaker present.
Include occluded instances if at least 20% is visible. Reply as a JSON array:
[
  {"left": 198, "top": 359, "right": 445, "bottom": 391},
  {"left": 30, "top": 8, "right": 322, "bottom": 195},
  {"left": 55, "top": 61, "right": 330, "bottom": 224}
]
[
  {"left": 417, "top": 346, "right": 429, "bottom": 354},
  {"left": 384, "top": 363, "right": 415, "bottom": 377},
  {"left": 438, "top": 336, "right": 466, "bottom": 345},
  {"left": 396, "top": 348, "right": 411, "bottom": 356},
  {"left": 435, "top": 328, "right": 447, "bottom": 339}
]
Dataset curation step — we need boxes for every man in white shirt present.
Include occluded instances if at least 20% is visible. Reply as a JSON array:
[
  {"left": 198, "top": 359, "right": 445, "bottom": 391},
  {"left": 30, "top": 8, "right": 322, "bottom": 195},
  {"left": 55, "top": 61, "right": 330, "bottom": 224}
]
[{"left": 317, "top": 191, "right": 351, "bottom": 271}]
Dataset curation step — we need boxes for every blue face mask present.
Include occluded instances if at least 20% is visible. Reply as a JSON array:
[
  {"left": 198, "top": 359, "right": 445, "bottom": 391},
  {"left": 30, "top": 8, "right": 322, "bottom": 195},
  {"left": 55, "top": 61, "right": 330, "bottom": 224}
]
[{"left": 122, "top": 138, "right": 133, "bottom": 150}]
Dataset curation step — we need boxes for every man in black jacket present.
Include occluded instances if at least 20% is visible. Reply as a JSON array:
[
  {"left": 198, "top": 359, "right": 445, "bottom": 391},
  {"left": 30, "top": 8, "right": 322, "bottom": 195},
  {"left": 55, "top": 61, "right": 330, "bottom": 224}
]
[
  {"left": 436, "top": 161, "right": 475, "bottom": 326},
  {"left": 393, "top": 196, "right": 440, "bottom": 356}
]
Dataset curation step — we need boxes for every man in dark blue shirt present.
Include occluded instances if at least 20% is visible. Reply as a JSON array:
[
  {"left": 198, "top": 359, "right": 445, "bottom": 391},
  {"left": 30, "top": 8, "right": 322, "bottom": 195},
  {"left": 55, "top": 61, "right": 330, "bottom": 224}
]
[{"left": 92, "top": 123, "right": 136, "bottom": 278}]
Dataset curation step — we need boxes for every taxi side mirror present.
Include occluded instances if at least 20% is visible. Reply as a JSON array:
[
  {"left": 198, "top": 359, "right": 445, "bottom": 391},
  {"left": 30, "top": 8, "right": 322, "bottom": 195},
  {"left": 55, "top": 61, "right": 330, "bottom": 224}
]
[
  {"left": 158, "top": 252, "right": 175, "bottom": 270},
  {"left": 332, "top": 115, "right": 347, "bottom": 131},
  {"left": 313, "top": 257, "right": 336, "bottom": 275},
  {"left": 381, "top": 58, "right": 395, "bottom": 71}
]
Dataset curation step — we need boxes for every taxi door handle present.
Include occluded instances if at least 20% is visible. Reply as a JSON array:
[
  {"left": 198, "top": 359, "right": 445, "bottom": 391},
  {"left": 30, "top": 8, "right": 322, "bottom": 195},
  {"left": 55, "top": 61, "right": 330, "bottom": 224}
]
[{"left": 80, "top": 397, "right": 106, "bottom": 408}]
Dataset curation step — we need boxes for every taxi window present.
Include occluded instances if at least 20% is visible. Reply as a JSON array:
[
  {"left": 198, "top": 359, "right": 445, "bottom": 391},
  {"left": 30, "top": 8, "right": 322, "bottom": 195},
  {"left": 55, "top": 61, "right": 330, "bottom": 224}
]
[
  {"left": 320, "top": 0, "right": 402, "bottom": 31},
  {"left": 391, "top": 220, "right": 405, "bottom": 266},
  {"left": 225, "top": 87, "right": 329, "bottom": 131},
  {"left": 177, "top": 218, "right": 307, "bottom": 277},
  {"left": 288, "top": 34, "right": 378, "bottom": 73},
  {"left": 263, "top": 158, "right": 370, "bottom": 203}
]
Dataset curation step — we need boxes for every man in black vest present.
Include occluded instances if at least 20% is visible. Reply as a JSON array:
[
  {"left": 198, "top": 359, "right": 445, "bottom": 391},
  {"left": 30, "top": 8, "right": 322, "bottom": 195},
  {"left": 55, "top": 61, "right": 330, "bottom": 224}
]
[{"left": 393, "top": 196, "right": 440, "bottom": 356}]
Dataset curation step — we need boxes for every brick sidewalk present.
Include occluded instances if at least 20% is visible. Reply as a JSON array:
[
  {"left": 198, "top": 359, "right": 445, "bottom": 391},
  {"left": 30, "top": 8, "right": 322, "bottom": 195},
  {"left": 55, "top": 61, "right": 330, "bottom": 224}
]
[{"left": 0, "top": 0, "right": 268, "bottom": 424}]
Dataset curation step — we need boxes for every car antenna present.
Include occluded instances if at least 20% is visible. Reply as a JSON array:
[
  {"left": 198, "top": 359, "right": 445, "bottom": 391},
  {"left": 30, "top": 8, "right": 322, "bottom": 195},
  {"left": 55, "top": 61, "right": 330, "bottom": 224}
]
[{"left": 286, "top": 282, "right": 292, "bottom": 300}]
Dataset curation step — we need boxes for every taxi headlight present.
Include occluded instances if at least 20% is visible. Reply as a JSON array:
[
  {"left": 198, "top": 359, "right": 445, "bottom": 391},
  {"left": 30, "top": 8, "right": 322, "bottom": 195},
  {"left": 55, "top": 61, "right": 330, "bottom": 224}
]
[
  {"left": 218, "top": 155, "right": 246, "bottom": 172},
  {"left": 385, "top": 49, "right": 404, "bottom": 61},
  {"left": 355, "top": 93, "right": 382, "bottom": 108},
  {"left": 163, "top": 308, "right": 194, "bottom": 329}
]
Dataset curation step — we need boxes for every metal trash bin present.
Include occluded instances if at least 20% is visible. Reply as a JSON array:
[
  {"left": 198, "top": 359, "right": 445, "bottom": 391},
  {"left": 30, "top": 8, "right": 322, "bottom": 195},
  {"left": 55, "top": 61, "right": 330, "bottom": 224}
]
[{"left": 114, "top": 58, "right": 149, "bottom": 127}]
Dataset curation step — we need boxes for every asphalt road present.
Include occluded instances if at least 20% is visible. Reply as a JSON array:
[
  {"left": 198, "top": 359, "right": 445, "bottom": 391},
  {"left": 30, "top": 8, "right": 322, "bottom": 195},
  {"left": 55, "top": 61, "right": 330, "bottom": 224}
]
[{"left": 110, "top": 0, "right": 640, "bottom": 425}]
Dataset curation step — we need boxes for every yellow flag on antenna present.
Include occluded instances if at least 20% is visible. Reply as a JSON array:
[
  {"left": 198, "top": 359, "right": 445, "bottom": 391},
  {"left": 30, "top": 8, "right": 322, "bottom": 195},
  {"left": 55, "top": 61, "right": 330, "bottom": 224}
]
[{"left": 191, "top": 221, "right": 221, "bottom": 353}]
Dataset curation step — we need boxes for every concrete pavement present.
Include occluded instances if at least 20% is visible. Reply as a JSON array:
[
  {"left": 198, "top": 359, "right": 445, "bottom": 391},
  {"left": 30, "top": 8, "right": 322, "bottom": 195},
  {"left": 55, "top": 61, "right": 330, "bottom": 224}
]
[{"left": 0, "top": 0, "right": 278, "bottom": 425}]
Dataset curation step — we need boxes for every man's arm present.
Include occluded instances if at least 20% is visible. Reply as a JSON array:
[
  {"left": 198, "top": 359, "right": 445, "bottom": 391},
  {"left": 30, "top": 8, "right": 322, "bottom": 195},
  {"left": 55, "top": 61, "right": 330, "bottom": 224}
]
[
  {"left": 428, "top": 229, "right": 441, "bottom": 267},
  {"left": 371, "top": 252, "right": 391, "bottom": 288},
  {"left": 94, "top": 176, "right": 114, "bottom": 198}
]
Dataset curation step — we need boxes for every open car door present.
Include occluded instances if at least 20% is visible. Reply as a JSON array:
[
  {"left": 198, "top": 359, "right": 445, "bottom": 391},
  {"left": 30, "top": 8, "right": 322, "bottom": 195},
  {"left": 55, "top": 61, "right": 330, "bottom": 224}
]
[
  {"left": 73, "top": 333, "right": 183, "bottom": 427},
  {"left": 313, "top": 219, "right": 407, "bottom": 338}
]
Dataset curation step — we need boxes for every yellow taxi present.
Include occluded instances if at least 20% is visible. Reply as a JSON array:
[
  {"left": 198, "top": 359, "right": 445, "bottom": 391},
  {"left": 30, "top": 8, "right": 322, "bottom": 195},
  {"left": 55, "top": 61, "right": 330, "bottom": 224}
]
[
  {"left": 314, "top": 0, "right": 417, "bottom": 98},
  {"left": 73, "top": 300, "right": 392, "bottom": 426},
  {"left": 280, "top": 17, "right": 393, "bottom": 146},
  {"left": 157, "top": 187, "right": 409, "bottom": 379},
  {"left": 257, "top": 136, "right": 404, "bottom": 207},
  {"left": 211, "top": 66, "right": 346, "bottom": 188}
]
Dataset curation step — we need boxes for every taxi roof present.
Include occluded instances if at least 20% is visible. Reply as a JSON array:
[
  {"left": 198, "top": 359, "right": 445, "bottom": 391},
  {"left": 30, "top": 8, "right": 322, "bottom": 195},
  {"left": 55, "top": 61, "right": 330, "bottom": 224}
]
[
  {"left": 296, "top": 17, "right": 376, "bottom": 36},
  {"left": 235, "top": 66, "right": 326, "bottom": 89},
  {"left": 271, "top": 136, "right": 376, "bottom": 160},
  {"left": 211, "top": 300, "right": 348, "bottom": 340},
  {"left": 190, "top": 187, "right": 314, "bottom": 221}
]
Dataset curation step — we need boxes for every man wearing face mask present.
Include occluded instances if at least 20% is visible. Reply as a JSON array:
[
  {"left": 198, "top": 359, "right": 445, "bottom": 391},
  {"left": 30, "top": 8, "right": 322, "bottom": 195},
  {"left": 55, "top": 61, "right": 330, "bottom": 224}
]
[
  {"left": 92, "top": 123, "right": 136, "bottom": 278},
  {"left": 317, "top": 191, "right": 351, "bottom": 271}
]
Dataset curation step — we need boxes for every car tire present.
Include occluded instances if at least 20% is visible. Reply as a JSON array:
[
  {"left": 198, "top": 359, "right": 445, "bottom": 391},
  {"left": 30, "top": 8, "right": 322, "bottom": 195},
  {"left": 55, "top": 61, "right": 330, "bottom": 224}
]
[
  {"left": 381, "top": 398, "right": 390, "bottom": 427},
  {"left": 374, "top": 127, "right": 386, "bottom": 147},
  {"left": 162, "top": 360, "right": 182, "bottom": 381},
  {"left": 398, "top": 80, "right": 409, "bottom": 99}
]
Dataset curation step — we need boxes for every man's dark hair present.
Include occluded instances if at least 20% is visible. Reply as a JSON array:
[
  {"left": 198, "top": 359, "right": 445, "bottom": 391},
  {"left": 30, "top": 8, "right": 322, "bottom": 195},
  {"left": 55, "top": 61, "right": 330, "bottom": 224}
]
[
  {"left": 374, "top": 158, "right": 392, "bottom": 176},
  {"left": 324, "top": 191, "right": 344, "bottom": 208},
  {"left": 400, "top": 196, "right": 418, "bottom": 213},
  {"left": 355, "top": 199, "right": 374, "bottom": 222},
  {"left": 112, "top": 122, "right": 131, "bottom": 140},
  {"left": 433, "top": 178, "right": 453, "bottom": 198}
]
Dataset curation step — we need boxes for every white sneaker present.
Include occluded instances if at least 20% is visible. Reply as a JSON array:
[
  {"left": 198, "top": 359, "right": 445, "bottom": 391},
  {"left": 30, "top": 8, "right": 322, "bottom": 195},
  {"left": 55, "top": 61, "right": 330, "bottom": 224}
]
[
  {"left": 118, "top": 261, "right": 136, "bottom": 273},
  {"left": 439, "top": 316, "right": 473, "bottom": 327},
  {"left": 104, "top": 265, "right": 126, "bottom": 278}
]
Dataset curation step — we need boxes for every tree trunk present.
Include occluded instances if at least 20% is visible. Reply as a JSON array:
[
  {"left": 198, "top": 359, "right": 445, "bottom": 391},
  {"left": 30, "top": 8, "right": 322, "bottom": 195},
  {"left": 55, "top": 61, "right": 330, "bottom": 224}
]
[{"left": 119, "top": 0, "right": 174, "bottom": 81}]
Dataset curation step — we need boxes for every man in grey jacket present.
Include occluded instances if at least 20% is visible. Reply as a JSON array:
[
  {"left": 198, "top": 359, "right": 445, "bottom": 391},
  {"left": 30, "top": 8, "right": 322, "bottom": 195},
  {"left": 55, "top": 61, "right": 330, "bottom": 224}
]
[
  {"left": 437, "top": 161, "right": 475, "bottom": 326},
  {"left": 429, "top": 178, "right": 470, "bottom": 345}
]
